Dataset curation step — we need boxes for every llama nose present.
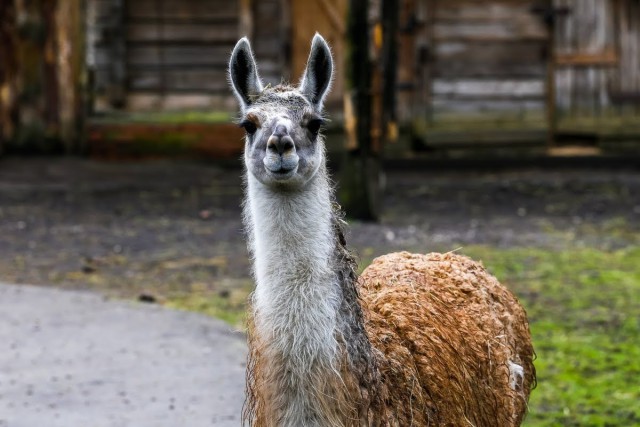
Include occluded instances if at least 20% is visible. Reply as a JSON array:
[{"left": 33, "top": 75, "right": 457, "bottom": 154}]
[
  {"left": 267, "top": 125, "right": 295, "bottom": 155},
  {"left": 273, "top": 124, "right": 288, "bottom": 138}
]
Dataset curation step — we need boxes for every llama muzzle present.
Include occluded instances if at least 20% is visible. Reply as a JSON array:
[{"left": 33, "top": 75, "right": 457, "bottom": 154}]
[{"left": 264, "top": 127, "right": 298, "bottom": 177}]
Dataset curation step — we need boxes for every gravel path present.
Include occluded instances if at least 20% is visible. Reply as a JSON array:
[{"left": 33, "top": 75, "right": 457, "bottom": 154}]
[{"left": 0, "top": 283, "right": 246, "bottom": 427}]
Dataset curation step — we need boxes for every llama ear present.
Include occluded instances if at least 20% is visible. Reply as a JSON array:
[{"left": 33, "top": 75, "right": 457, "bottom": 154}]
[
  {"left": 229, "top": 37, "right": 263, "bottom": 109},
  {"left": 299, "top": 33, "right": 334, "bottom": 108}
]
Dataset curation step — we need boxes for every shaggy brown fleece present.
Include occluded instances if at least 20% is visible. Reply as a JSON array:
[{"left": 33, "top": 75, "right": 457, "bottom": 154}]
[{"left": 359, "top": 252, "right": 536, "bottom": 426}]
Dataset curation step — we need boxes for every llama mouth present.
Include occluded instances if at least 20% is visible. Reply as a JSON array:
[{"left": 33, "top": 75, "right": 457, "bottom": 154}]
[
  {"left": 268, "top": 168, "right": 296, "bottom": 180},
  {"left": 264, "top": 162, "right": 297, "bottom": 179},
  {"left": 264, "top": 155, "right": 298, "bottom": 180}
]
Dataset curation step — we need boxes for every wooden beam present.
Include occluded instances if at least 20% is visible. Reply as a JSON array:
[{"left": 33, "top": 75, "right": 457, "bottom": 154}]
[{"left": 555, "top": 50, "right": 619, "bottom": 67}]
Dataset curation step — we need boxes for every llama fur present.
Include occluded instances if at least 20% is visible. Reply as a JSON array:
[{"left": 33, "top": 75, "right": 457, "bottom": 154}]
[{"left": 230, "top": 34, "right": 536, "bottom": 427}]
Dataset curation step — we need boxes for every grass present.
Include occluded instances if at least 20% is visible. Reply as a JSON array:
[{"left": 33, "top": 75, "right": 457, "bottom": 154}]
[
  {"left": 166, "top": 287, "right": 250, "bottom": 327},
  {"left": 463, "top": 246, "right": 640, "bottom": 427},
  {"left": 91, "top": 110, "right": 232, "bottom": 124},
  {"left": 168, "top": 245, "right": 640, "bottom": 426},
  {"left": 163, "top": 278, "right": 253, "bottom": 329}
]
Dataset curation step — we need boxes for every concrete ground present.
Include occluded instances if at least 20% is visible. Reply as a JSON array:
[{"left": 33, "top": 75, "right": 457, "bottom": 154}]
[{"left": 0, "top": 283, "right": 246, "bottom": 427}]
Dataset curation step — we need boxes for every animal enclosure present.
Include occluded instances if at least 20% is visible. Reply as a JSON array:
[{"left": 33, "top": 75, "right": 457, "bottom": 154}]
[
  {"left": 84, "top": 0, "right": 640, "bottom": 153},
  {"left": 2, "top": 0, "right": 638, "bottom": 154}
]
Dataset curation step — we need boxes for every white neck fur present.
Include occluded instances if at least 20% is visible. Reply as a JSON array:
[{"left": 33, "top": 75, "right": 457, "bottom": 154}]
[{"left": 244, "top": 167, "right": 345, "bottom": 426}]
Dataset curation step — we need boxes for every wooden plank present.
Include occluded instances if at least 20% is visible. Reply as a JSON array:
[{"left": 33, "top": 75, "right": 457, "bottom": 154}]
[
  {"left": 126, "top": 22, "right": 238, "bottom": 42},
  {"left": 433, "top": 0, "right": 547, "bottom": 43},
  {"left": 125, "top": 46, "right": 231, "bottom": 68},
  {"left": 435, "top": 0, "right": 538, "bottom": 21},
  {"left": 555, "top": 50, "right": 618, "bottom": 67},
  {"left": 422, "top": 130, "right": 547, "bottom": 148},
  {"left": 432, "top": 98, "right": 545, "bottom": 113},
  {"left": 434, "top": 58, "right": 544, "bottom": 78},
  {"left": 252, "top": 0, "right": 287, "bottom": 85},
  {"left": 126, "top": 0, "right": 237, "bottom": 19},
  {"left": 124, "top": 93, "right": 233, "bottom": 111},
  {"left": 433, "top": 78, "right": 544, "bottom": 98},
  {"left": 252, "top": 38, "right": 284, "bottom": 57},
  {"left": 434, "top": 22, "right": 547, "bottom": 41},
  {"left": 436, "top": 40, "right": 545, "bottom": 61},
  {"left": 127, "top": 16, "right": 238, "bottom": 24},
  {"left": 435, "top": 41, "right": 546, "bottom": 77},
  {"left": 253, "top": 1, "right": 281, "bottom": 18},
  {"left": 127, "top": 69, "right": 229, "bottom": 92}
]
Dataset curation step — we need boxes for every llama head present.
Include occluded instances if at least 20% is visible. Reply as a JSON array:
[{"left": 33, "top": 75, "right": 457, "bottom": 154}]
[{"left": 229, "top": 34, "right": 333, "bottom": 189}]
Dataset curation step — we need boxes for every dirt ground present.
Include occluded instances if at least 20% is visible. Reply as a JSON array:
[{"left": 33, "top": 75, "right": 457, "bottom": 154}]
[{"left": 0, "top": 157, "right": 638, "bottom": 301}]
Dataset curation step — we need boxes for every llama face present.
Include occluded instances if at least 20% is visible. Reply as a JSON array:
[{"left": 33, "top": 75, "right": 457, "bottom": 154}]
[{"left": 229, "top": 34, "right": 333, "bottom": 189}]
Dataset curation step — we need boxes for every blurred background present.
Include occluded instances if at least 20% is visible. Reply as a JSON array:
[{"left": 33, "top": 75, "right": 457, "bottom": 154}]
[{"left": 0, "top": 1, "right": 639, "bottom": 426}]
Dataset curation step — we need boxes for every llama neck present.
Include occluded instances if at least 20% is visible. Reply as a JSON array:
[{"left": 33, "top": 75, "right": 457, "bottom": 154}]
[
  {"left": 244, "top": 168, "right": 373, "bottom": 425},
  {"left": 245, "top": 168, "right": 338, "bottom": 357}
]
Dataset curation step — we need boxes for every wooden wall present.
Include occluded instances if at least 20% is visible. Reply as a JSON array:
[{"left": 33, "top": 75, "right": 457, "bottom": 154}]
[
  {"left": 88, "top": 0, "right": 346, "bottom": 113},
  {"left": 90, "top": 0, "right": 240, "bottom": 111},
  {"left": 427, "top": 0, "right": 548, "bottom": 119},
  {"left": 252, "top": 0, "right": 289, "bottom": 86},
  {"left": 555, "top": 0, "right": 640, "bottom": 116},
  {"left": 616, "top": 0, "right": 640, "bottom": 100},
  {"left": 84, "top": 0, "right": 639, "bottom": 125}
]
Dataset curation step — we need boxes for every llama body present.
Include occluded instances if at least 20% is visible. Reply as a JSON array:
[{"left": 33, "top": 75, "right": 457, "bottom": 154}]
[{"left": 230, "top": 34, "right": 535, "bottom": 427}]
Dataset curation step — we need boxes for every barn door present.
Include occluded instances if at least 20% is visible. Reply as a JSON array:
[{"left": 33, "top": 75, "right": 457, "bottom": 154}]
[{"left": 422, "top": 0, "right": 550, "bottom": 142}]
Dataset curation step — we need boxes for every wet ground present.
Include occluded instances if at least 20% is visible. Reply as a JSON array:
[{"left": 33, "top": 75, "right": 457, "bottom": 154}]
[{"left": 0, "top": 157, "right": 638, "bottom": 300}]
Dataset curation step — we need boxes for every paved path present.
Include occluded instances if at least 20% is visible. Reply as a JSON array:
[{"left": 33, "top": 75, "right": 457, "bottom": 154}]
[{"left": 0, "top": 283, "right": 246, "bottom": 427}]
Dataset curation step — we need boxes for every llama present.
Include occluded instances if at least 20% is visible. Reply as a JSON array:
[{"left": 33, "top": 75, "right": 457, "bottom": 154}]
[{"left": 229, "top": 34, "right": 536, "bottom": 427}]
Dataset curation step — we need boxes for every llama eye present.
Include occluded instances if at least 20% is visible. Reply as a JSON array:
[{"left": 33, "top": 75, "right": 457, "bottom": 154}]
[
  {"left": 306, "top": 119, "right": 324, "bottom": 135},
  {"left": 240, "top": 120, "right": 257, "bottom": 135}
]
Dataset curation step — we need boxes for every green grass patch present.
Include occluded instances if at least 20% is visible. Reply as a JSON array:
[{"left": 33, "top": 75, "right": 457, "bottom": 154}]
[
  {"left": 167, "top": 292, "right": 246, "bottom": 329},
  {"left": 92, "top": 110, "right": 232, "bottom": 124},
  {"left": 463, "top": 246, "right": 640, "bottom": 427},
  {"left": 166, "top": 288, "right": 250, "bottom": 330}
]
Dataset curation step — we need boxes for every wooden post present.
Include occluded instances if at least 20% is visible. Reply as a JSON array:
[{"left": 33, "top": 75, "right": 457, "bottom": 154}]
[
  {"left": 339, "top": 0, "right": 381, "bottom": 221},
  {"left": 107, "top": 0, "right": 126, "bottom": 108},
  {"left": 545, "top": 1, "right": 557, "bottom": 149},
  {"left": 42, "top": 0, "right": 60, "bottom": 134},
  {"left": 0, "top": 0, "right": 18, "bottom": 152},
  {"left": 425, "top": 0, "right": 436, "bottom": 125},
  {"left": 381, "top": 0, "right": 399, "bottom": 143},
  {"left": 56, "top": 0, "right": 85, "bottom": 152}
]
